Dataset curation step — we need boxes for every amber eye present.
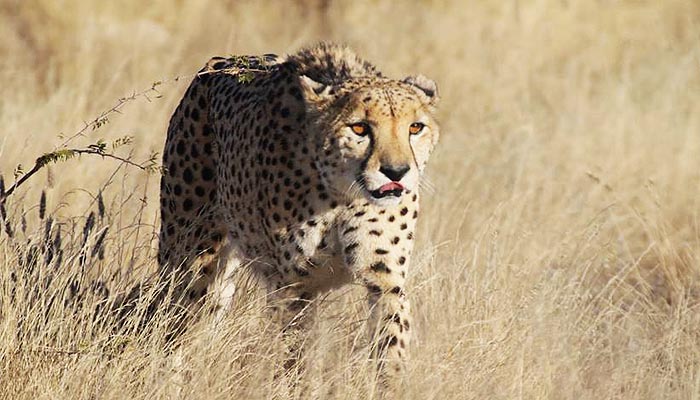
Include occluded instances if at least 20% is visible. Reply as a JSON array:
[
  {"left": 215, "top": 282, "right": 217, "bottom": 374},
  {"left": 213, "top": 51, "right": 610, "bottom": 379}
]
[
  {"left": 350, "top": 122, "right": 370, "bottom": 136},
  {"left": 409, "top": 122, "right": 425, "bottom": 135}
]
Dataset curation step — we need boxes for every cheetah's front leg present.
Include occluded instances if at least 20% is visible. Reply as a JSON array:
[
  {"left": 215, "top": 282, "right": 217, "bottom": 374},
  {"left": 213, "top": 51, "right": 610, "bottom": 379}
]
[
  {"left": 265, "top": 280, "right": 318, "bottom": 375},
  {"left": 339, "top": 202, "right": 417, "bottom": 390},
  {"left": 363, "top": 264, "right": 411, "bottom": 384}
]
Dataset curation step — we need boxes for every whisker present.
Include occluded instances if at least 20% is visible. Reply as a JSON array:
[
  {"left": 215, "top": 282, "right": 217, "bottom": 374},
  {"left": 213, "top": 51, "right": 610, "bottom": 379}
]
[
  {"left": 419, "top": 175, "right": 437, "bottom": 195},
  {"left": 344, "top": 180, "right": 357, "bottom": 197},
  {"left": 420, "top": 183, "right": 436, "bottom": 196},
  {"left": 354, "top": 177, "right": 366, "bottom": 198}
]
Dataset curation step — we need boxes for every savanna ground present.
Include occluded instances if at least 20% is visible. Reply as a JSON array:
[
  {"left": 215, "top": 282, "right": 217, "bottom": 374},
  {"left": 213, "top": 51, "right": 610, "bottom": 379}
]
[{"left": 1, "top": 1, "right": 700, "bottom": 399}]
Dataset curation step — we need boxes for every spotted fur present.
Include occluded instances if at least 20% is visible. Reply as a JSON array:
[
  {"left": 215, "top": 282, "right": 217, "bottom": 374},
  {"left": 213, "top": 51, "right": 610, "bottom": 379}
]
[{"left": 158, "top": 42, "right": 440, "bottom": 388}]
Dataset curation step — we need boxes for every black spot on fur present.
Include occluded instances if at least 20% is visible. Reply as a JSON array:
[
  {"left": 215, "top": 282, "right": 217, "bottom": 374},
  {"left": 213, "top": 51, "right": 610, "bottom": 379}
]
[
  {"left": 345, "top": 242, "right": 359, "bottom": 253},
  {"left": 371, "top": 262, "right": 391, "bottom": 273},
  {"left": 183, "top": 168, "right": 193, "bottom": 184}
]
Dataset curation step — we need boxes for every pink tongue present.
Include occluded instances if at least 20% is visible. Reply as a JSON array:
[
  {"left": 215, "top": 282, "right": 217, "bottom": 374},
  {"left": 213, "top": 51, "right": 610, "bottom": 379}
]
[{"left": 379, "top": 182, "right": 404, "bottom": 193}]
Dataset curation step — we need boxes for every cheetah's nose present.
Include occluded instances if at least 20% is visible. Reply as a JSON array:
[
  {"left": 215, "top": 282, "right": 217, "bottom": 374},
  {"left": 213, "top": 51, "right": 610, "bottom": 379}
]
[{"left": 379, "top": 164, "right": 410, "bottom": 182}]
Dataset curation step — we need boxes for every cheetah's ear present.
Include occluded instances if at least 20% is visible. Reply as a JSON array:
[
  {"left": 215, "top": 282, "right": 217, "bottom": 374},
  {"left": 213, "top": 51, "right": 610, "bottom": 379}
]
[
  {"left": 299, "top": 75, "right": 334, "bottom": 107},
  {"left": 402, "top": 75, "right": 439, "bottom": 106}
]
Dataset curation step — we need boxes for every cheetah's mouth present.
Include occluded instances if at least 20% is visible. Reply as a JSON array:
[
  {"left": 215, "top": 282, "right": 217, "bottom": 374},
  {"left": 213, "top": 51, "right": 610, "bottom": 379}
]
[{"left": 370, "top": 182, "right": 405, "bottom": 199}]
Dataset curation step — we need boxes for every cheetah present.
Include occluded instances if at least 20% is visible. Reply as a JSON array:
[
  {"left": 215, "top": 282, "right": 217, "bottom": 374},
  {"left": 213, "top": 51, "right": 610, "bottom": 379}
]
[{"left": 158, "top": 42, "right": 440, "bottom": 388}]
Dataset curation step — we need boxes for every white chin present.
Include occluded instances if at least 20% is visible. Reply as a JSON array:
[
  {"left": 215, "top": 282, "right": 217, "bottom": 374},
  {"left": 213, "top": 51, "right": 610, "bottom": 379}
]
[{"left": 367, "top": 194, "right": 403, "bottom": 207}]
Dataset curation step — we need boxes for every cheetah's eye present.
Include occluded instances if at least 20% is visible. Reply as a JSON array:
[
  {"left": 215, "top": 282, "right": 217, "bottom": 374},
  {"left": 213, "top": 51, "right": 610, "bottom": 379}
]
[
  {"left": 349, "top": 122, "right": 370, "bottom": 137},
  {"left": 409, "top": 122, "right": 425, "bottom": 135}
]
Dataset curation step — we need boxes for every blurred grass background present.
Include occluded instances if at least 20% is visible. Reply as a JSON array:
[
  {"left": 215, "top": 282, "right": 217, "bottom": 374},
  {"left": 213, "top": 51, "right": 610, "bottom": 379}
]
[{"left": 1, "top": 0, "right": 700, "bottom": 398}]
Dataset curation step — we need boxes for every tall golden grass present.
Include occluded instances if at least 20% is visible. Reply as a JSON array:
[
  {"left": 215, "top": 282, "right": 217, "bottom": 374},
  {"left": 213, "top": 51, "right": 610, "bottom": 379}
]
[{"left": 1, "top": 0, "right": 700, "bottom": 398}]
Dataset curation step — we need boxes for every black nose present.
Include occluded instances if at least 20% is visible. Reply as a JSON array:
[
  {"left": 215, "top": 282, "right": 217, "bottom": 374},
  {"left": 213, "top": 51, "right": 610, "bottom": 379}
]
[{"left": 379, "top": 164, "right": 410, "bottom": 182}]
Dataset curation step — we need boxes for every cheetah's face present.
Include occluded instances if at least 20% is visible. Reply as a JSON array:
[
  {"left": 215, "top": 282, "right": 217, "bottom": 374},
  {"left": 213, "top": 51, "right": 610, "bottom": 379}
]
[{"left": 302, "top": 76, "right": 440, "bottom": 206}]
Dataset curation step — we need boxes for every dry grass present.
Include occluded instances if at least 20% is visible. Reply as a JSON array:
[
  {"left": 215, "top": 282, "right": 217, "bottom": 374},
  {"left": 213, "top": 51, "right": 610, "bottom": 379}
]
[{"left": 2, "top": 0, "right": 700, "bottom": 398}]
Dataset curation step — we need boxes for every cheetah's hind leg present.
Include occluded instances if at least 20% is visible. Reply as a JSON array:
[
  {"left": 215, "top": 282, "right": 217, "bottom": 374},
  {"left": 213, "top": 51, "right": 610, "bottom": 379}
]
[{"left": 210, "top": 239, "right": 246, "bottom": 325}]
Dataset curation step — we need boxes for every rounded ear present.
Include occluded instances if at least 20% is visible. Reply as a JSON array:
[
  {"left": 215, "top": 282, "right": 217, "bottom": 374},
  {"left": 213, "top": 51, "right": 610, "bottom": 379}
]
[
  {"left": 299, "top": 75, "right": 333, "bottom": 106},
  {"left": 402, "top": 75, "right": 439, "bottom": 106}
]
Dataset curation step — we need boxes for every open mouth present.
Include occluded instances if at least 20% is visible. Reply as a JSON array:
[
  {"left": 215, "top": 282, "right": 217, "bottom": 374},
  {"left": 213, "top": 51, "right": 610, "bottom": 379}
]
[{"left": 370, "top": 182, "right": 405, "bottom": 199}]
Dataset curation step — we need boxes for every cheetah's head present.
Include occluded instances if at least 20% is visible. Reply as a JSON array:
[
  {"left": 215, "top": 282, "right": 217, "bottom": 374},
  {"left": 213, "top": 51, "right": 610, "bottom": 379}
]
[{"left": 301, "top": 75, "right": 440, "bottom": 207}]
